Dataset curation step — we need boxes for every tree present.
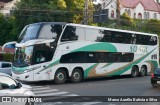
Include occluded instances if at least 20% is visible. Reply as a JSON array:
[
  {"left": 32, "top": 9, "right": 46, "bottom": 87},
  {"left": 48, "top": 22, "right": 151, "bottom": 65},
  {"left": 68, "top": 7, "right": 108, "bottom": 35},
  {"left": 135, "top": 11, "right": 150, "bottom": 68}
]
[
  {"left": 146, "top": 19, "right": 160, "bottom": 35},
  {"left": 12, "top": 0, "right": 94, "bottom": 33},
  {"left": 0, "top": 13, "right": 17, "bottom": 45},
  {"left": 0, "top": 0, "right": 95, "bottom": 45},
  {"left": 120, "top": 12, "right": 135, "bottom": 27},
  {"left": 94, "top": 3, "right": 101, "bottom": 10}
]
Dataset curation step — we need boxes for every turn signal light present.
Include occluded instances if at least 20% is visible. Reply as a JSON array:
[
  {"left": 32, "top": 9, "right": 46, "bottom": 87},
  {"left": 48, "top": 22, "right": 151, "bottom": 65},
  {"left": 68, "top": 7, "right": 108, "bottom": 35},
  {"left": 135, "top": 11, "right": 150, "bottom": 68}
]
[{"left": 151, "top": 73, "right": 154, "bottom": 78}]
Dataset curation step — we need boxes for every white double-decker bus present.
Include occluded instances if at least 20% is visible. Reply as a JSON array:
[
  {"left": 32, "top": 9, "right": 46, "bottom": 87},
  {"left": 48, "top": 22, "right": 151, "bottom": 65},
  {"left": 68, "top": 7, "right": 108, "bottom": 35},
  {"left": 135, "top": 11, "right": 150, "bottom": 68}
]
[{"left": 11, "top": 22, "right": 159, "bottom": 84}]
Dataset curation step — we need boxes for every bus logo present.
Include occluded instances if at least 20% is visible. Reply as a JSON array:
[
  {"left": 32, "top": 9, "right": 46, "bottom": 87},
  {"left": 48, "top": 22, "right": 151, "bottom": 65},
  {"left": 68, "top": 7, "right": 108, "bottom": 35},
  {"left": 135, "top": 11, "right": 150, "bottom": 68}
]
[{"left": 130, "top": 45, "right": 148, "bottom": 53}]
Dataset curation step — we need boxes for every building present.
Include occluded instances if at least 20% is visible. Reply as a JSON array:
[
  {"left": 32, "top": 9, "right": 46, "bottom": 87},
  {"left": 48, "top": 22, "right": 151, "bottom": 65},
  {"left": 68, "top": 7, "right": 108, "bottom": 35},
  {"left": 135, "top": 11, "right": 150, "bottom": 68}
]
[
  {"left": 0, "top": 47, "right": 14, "bottom": 54},
  {"left": 101, "top": 0, "right": 160, "bottom": 20},
  {"left": 0, "top": 0, "right": 19, "bottom": 16}
]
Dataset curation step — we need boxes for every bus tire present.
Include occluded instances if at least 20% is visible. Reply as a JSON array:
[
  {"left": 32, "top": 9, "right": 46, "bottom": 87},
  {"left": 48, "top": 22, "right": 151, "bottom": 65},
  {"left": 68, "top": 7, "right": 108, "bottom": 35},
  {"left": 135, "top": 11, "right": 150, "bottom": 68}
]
[
  {"left": 131, "top": 66, "right": 139, "bottom": 78},
  {"left": 54, "top": 69, "right": 67, "bottom": 84},
  {"left": 139, "top": 66, "right": 147, "bottom": 77},
  {"left": 70, "top": 68, "right": 82, "bottom": 83}
]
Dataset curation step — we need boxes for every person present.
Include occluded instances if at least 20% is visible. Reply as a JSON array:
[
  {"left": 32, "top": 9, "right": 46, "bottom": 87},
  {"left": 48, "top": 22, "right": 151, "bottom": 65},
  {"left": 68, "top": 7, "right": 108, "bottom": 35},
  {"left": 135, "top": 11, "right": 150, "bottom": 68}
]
[
  {"left": 40, "top": 54, "right": 45, "bottom": 62},
  {"left": 36, "top": 53, "right": 45, "bottom": 63}
]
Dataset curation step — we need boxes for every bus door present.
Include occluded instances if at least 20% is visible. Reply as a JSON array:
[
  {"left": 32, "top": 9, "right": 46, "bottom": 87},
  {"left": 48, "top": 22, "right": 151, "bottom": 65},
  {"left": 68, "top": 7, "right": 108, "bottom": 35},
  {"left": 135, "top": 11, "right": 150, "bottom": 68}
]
[{"left": 33, "top": 43, "right": 55, "bottom": 81}]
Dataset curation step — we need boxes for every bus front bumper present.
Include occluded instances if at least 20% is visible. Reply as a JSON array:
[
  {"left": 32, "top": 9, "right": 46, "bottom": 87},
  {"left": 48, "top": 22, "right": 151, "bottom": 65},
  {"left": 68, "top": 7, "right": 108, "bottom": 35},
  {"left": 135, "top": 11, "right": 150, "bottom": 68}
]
[{"left": 12, "top": 71, "right": 34, "bottom": 81}]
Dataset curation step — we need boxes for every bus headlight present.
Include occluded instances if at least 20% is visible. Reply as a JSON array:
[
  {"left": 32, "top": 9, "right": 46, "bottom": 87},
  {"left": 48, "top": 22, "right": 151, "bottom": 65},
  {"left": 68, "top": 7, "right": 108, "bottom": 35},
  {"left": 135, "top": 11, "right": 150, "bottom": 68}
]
[{"left": 24, "top": 69, "right": 32, "bottom": 73}]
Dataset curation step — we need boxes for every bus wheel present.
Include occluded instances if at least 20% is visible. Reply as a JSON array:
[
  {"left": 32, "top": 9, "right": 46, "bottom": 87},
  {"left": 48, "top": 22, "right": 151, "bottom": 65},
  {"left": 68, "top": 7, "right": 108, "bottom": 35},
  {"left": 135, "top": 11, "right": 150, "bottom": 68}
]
[
  {"left": 131, "top": 66, "right": 139, "bottom": 78},
  {"left": 70, "top": 68, "right": 82, "bottom": 83},
  {"left": 54, "top": 69, "right": 67, "bottom": 84},
  {"left": 139, "top": 66, "right": 147, "bottom": 77}
]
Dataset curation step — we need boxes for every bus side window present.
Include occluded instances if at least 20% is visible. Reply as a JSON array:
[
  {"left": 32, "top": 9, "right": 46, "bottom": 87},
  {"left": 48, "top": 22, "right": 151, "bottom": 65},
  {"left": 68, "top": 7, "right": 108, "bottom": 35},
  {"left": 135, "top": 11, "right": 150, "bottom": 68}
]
[
  {"left": 87, "top": 53, "right": 95, "bottom": 63},
  {"left": 150, "top": 36, "right": 157, "bottom": 45},
  {"left": 131, "top": 34, "right": 136, "bottom": 44},
  {"left": 61, "top": 26, "right": 76, "bottom": 41},
  {"left": 101, "top": 30, "right": 112, "bottom": 42},
  {"left": 34, "top": 51, "right": 46, "bottom": 64},
  {"left": 33, "top": 42, "right": 54, "bottom": 64},
  {"left": 85, "top": 28, "right": 102, "bottom": 42},
  {"left": 39, "top": 24, "right": 61, "bottom": 39},
  {"left": 61, "top": 26, "right": 85, "bottom": 42}
]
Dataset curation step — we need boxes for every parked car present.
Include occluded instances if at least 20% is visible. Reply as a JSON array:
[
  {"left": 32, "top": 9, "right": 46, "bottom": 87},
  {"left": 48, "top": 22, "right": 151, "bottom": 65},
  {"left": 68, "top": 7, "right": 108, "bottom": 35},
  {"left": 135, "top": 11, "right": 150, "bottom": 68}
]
[
  {"left": 0, "top": 73, "right": 34, "bottom": 105},
  {"left": 151, "top": 67, "right": 160, "bottom": 88},
  {"left": 0, "top": 62, "right": 12, "bottom": 75}
]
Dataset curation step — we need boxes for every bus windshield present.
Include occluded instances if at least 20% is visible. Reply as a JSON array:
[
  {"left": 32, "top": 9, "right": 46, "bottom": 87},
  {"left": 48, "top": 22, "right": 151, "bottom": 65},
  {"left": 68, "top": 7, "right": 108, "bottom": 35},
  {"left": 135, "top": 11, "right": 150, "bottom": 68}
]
[
  {"left": 18, "top": 24, "right": 41, "bottom": 43},
  {"left": 18, "top": 23, "right": 65, "bottom": 43},
  {"left": 13, "top": 46, "right": 34, "bottom": 67}
]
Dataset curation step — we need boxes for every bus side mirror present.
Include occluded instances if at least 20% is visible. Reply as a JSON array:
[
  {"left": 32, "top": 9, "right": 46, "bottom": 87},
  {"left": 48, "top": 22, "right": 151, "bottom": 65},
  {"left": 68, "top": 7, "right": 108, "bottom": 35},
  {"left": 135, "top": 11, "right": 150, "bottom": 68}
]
[{"left": 2, "top": 41, "right": 16, "bottom": 52}]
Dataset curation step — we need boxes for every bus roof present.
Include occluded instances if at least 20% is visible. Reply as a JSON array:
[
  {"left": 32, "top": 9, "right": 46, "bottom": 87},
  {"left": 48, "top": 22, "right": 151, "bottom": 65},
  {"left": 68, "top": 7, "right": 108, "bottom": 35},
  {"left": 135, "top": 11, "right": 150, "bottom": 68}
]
[
  {"left": 68, "top": 23, "right": 157, "bottom": 37},
  {"left": 27, "top": 22, "right": 67, "bottom": 26}
]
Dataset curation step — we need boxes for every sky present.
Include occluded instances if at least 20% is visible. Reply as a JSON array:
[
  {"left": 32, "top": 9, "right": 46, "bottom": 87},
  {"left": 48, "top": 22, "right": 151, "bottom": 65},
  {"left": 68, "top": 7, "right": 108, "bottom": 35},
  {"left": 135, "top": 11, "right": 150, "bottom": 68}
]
[{"left": 93, "top": 0, "right": 101, "bottom": 4}]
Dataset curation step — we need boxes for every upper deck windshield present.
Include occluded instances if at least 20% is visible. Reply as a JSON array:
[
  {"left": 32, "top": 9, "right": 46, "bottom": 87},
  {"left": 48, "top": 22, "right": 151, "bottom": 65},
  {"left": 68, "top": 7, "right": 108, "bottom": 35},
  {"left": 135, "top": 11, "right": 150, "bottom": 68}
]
[
  {"left": 18, "top": 24, "right": 40, "bottom": 43},
  {"left": 13, "top": 46, "right": 33, "bottom": 67},
  {"left": 18, "top": 23, "right": 65, "bottom": 43}
]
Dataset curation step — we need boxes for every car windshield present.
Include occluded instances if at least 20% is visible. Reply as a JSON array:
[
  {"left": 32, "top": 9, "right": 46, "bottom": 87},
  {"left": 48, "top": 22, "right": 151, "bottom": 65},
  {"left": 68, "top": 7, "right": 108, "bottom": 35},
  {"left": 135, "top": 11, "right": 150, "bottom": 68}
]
[
  {"left": 13, "top": 46, "right": 33, "bottom": 67},
  {"left": 18, "top": 24, "right": 41, "bottom": 43}
]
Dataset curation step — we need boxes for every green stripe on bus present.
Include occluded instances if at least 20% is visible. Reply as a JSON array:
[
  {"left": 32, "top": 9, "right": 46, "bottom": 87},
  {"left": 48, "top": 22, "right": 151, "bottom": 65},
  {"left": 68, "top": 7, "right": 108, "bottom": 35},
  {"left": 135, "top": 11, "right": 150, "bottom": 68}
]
[
  {"left": 72, "top": 42, "right": 117, "bottom": 52},
  {"left": 12, "top": 66, "right": 28, "bottom": 73},
  {"left": 84, "top": 64, "right": 98, "bottom": 78},
  {"left": 84, "top": 48, "right": 157, "bottom": 77},
  {"left": 109, "top": 48, "right": 157, "bottom": 76}
]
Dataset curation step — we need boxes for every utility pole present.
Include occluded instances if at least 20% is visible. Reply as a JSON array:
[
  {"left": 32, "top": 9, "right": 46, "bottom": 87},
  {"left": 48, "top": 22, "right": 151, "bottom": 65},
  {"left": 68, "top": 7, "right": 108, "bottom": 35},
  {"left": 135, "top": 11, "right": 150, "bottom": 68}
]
[
  {"left": 117, "top": 0, "right": 120, "bottom": 19},
  {"left": 84, "top": 0, "right": 88, "bottom": 25}
]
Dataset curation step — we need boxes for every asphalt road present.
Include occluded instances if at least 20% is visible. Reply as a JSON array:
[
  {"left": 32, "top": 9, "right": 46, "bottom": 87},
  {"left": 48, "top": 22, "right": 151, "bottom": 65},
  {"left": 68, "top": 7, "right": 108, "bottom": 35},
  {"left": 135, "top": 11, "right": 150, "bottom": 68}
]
[{"left": 22, "top": 75, "right": 160, "bottom": 105}]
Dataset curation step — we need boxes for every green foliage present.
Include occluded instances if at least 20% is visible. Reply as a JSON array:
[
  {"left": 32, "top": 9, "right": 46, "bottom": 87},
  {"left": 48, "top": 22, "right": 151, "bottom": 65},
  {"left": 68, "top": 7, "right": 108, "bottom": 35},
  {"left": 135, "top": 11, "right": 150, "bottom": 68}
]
[
  {"left": 145, "top": 19, "right": 160, "bottom": 35},
  {"left": 0, "top": 53, "right": 14, "bottom": 62},
  {"left": 0, "top": 13, "right": 18, "bottom": 45},
  {"left": 120, "top": 13, "right": 135, "bottom": 27},
  {"left": 120, "top": 12, "right": 131, "bottom": 20},
  {"left": 3, "top": 53, "right": 14, "bottom": 62},
  {"left": 10, "top": 0, "right": 94, "bottom": 39}
]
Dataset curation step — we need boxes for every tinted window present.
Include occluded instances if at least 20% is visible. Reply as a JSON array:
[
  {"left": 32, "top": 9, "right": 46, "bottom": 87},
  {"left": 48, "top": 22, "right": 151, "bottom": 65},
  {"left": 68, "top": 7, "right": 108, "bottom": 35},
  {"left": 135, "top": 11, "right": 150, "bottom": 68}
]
[
  {"left": 0, "top": 76, "right": 17, "bottom": 89},
  {"left": 101, "top": 30, "right": 132, "bottom": 44},
  {"left": 33, "top": 42, "right": 55, "bottom": 64},
  {"left": 85, "top": 28, "right": 102, "bottom": 42},
  {"left": 135, "top": 34, "right": 157, "bottom": 45},
  {"left": 60, "top": 52, "right": 134, "bottom": 63},
  {"left": 34, "top": 50, "right": 46, "bottom": 64},
  {"left": 61, "top": 26, "right": 85, "bottom": 42},
  {"left": 2, "top": 63, "right": 11, "bottom": 68},
  {"left": 60, "top": 52, "right": 87, "bottom": 63},
  {"left": 114, "top": 32, "right": 132, "bottom": 44},
  {"left": 150, "top": 36, "right": 157, "bottom": 45},
  {"left": 19, "top": 24, "right": 40, "bottom": 43},
  {"left": 100, "top": 30, "right": 112, "bottom": 42},
  {"left": 39, "top": 24, "right": 63, "bottom": 40},
  {"left": 87, "top": 52, "right": 107, "bottom": 63},
  {"left": 87, "top": 52, "right": 134, "bottom": 63}
]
